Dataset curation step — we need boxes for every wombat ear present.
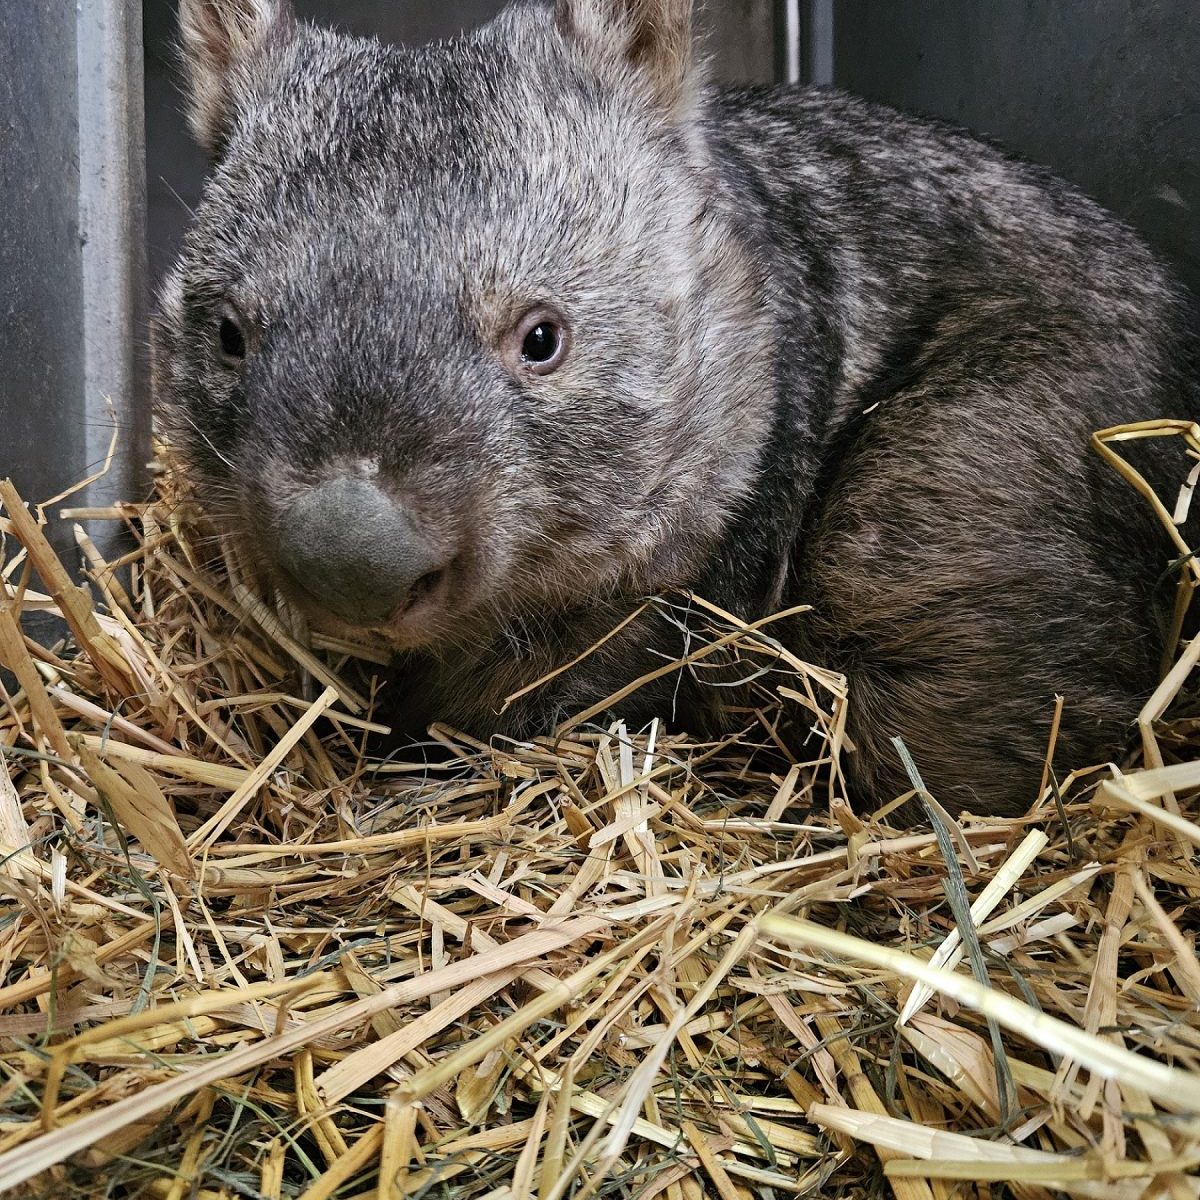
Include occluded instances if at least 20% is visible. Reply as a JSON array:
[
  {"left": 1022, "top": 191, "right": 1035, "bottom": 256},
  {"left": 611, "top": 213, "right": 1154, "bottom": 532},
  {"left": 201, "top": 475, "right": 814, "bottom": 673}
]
[
  {"left": 555, "top": 0, "right": 696, "bottom": 116},
  {"left": 178, "top": 0, "right": 295, "bottom": 154}
]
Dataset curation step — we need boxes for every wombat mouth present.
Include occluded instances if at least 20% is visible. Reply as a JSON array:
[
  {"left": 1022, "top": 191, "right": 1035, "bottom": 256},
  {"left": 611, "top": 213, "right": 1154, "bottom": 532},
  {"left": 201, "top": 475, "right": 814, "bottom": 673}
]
[
  {"left": 387, "top": 566, "right": 457, "bottom": 638},
  {"left": 270, "top": 557, "right": 459, "bottom": 650},
  {"left": 406, "top": 569, "right": 448, "bottom": 611}
]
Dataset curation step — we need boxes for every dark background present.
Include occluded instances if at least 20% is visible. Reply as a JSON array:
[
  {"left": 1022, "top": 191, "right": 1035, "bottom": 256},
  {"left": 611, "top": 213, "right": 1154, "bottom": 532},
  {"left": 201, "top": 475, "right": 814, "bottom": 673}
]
[
  {"left": 835, "top": 1, "right": 1199, "bottom": 298},
  {"left": 143, "top": 0, "right": 1199, "bottom": 295}
]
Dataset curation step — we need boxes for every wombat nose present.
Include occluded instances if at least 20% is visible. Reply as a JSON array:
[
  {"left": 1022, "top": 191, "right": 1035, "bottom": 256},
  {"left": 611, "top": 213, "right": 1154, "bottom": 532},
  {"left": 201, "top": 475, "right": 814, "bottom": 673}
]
[{"left": 276, "top": 477, "right": 444, "bottom": 627}]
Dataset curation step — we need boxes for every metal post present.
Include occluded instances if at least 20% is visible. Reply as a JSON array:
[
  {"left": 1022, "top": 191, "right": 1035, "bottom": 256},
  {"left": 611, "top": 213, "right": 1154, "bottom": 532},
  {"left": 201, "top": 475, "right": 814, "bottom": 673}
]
[
  {"left": 780, "top": 0, "right": 802, "bottom": 83},
  {"left": 77, "top": 0, "right": 151, "bottom": 542}
]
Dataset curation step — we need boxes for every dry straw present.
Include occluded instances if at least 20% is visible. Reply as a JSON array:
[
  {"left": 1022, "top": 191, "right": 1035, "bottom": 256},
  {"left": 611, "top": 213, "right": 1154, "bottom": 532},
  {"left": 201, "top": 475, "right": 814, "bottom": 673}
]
[{"left": 0, "top": 423, "right": 1198, "bottom": 1199}]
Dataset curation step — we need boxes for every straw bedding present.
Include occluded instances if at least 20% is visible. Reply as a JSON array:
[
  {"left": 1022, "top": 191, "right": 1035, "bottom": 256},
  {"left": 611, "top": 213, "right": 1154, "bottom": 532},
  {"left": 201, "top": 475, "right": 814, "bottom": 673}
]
[{"left": 0, "top": 423, "right": 1198, "bottom": 1200}]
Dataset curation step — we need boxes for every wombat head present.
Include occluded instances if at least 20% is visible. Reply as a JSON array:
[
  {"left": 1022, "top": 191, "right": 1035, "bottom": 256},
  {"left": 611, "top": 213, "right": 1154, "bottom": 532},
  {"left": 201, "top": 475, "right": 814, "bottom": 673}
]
[{"left": 153, "top": 0, "right": 774, "bottom": 648}]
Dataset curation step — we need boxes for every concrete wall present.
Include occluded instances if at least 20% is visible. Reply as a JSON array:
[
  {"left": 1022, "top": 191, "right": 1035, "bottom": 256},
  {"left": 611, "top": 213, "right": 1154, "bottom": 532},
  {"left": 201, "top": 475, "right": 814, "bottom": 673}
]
[{"left": 0, "top": 7, "right": 87, "bottom": 542}]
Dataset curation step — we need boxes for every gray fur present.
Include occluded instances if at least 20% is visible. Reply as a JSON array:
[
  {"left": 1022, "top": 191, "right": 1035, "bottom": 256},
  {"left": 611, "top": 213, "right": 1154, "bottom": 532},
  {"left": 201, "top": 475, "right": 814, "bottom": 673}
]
[{"left": 154, "top": 0, "right": 1200, "bottom": 815}]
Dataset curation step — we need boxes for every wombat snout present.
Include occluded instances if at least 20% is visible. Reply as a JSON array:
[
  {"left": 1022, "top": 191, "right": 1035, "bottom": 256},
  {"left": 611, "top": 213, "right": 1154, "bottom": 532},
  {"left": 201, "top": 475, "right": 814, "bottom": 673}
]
[{"left": 276, "top": 477, "right": 448, "bottom": 628}]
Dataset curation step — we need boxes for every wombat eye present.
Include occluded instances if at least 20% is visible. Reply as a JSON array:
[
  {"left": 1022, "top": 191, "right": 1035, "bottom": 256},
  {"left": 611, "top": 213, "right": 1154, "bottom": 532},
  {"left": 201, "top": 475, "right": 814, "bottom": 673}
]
[
  {"left": 217, "top": 306, "right": 248, "bottom": 365},
  {"left": 523, "top": 323, "right": 560, "bottom": 363},
  {"left": 509, "top": 309, "right": 570, "bottom": 377}
]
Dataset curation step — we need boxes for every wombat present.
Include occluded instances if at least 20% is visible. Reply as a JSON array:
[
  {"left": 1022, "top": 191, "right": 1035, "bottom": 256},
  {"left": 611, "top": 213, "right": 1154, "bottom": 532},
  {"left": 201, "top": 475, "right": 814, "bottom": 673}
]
[{"left": 154, "top": 0, "right": 1200, "bottom": 815}]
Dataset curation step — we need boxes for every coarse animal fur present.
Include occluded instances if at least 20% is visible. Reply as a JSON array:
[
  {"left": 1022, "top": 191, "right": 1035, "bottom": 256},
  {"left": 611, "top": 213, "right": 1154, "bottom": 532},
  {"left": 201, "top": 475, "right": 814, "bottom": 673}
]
[{"left": 154, "top": 0, "right": 1200, "bottom": 816}]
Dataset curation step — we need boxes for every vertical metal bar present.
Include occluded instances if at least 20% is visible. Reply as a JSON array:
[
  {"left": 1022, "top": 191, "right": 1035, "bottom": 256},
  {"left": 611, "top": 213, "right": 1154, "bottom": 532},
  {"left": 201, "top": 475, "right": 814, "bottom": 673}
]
[
  {"left": 802, "top": 0, "right": 835, "bottom": 85},
  {"left": 77, "top": 0, "right": 151, "bottom": 545},
  {"left": 782, "top": 0, "right": 802, "bottom": 84}
]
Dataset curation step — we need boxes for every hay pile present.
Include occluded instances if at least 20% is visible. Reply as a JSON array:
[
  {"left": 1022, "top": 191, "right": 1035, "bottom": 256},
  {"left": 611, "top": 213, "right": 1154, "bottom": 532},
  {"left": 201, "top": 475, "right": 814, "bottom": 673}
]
[{"left": 0, "top": 424, "right": 1198, "bottom": 1200}]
